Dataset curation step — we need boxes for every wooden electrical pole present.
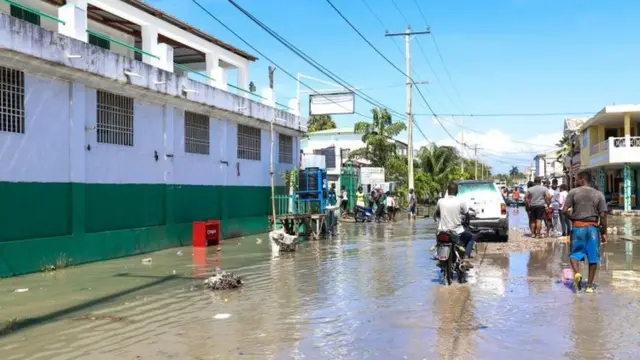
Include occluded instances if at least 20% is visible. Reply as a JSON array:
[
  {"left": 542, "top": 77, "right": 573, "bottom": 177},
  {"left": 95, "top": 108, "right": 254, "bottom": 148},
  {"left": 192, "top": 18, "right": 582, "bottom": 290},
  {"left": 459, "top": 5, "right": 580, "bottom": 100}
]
[{"left": 385, "top": 26, "right": 430, "bottom": 192}]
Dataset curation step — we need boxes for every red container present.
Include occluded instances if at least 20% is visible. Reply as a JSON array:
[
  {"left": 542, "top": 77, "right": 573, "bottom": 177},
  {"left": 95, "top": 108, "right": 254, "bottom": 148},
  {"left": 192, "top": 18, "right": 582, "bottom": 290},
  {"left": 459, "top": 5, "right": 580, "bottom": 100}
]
[{"left": 192, "top": 220, "right": 221, "bottom": 247}]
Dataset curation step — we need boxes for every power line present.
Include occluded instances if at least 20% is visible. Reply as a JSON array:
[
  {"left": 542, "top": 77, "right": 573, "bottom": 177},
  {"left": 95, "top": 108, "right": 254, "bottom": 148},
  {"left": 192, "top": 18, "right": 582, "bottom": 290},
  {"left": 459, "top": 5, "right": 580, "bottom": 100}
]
[
  {"left": 413, "top": 111, "right": 594, "bottom": 117},
  {"left": 325, "top": 0, "right": 459, "bottom": 145},
  {"left": 190, "top": 0, "right": 377, "bottom": 122},
  {"left": 435, "top": 116, "right": 562, "bottom": 147},
  {"left": 227, "top": 0, "right": 411, "bottom": 123},
  {"left": 411, "top": 0, "right": 468, "bottom": 112},
  {"left": 388, "top": 0, "right": 456, "bottom": 113}
]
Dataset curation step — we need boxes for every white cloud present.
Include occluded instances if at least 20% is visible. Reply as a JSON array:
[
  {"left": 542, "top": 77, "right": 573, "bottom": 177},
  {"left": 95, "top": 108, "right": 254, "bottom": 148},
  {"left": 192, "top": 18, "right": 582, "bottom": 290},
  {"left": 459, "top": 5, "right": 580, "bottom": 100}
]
[
  {"left": 411, "top": 128, "right": 564, "bottom": 172},
  {"left": 434, "top": 129, "right": 561, "bottom": 156}
]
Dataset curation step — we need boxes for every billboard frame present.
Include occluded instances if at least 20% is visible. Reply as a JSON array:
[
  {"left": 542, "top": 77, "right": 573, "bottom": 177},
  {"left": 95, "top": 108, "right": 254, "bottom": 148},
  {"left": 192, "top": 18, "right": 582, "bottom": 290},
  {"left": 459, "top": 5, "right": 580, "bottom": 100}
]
[{"left": 308, "top": 91, "right": 355, "bottom": 116}]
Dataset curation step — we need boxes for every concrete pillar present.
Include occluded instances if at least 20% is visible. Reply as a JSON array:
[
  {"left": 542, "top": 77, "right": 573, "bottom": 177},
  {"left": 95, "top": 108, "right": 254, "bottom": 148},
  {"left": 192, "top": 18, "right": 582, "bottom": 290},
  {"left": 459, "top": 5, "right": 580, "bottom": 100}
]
[
  {"left": 205, "top": 53, "right": 227, "bottom": 90},
  {"left": 141, "top": 26, "right": 173, "bottom": 72},
  {"left": 624, "top": 112, "right": 631, "bottom": 145},
  {"left": 261, "top": 88, "right": 276, "bottom": 107},
  {"left": 237, "top": 67, "right": 249, "bottom": 97},
  {"left": 164, "top": 105, "right": 176, "bottom": 230},
  {"left": 69, "top": 82, "right": 86, "bottom": 236},
  {"left": 58, "top": 0, "right": 88, "bottom": 42},
  {"left": 624, "top": 163, "right": 631, "bottom": 211},
  {"left": 287, "top": 98, "right": 300, "bottom": 116}
]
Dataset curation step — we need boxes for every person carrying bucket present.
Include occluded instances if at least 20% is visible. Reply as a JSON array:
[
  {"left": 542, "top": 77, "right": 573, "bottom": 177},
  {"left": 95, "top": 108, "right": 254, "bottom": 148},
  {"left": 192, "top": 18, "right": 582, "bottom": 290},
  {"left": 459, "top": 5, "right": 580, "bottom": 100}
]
[{"left": 562, "top": 171, "right": 608, "bottom": 293}]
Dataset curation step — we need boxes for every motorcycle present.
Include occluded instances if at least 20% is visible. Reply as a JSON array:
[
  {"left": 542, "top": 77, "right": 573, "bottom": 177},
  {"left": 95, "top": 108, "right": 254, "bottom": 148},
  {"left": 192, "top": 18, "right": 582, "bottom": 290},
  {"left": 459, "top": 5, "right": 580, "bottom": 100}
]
[
  {"left": 435, "top": 208, "right": 477, "bottom": 285},
  {"left": 354, "top": 205, "right": 374, "bottom": 223}
]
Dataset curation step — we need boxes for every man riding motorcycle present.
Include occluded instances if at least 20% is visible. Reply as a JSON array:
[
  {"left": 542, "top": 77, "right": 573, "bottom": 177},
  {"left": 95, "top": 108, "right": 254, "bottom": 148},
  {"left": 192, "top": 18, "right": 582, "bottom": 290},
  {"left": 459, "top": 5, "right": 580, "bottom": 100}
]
[{"left": 433, "top": 182, "right": 475, "bottom": 268}]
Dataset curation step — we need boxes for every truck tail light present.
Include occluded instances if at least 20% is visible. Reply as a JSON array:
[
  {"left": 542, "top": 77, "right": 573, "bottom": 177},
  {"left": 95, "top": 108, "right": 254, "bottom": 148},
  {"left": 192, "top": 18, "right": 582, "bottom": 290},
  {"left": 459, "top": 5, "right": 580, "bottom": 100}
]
[{"left": 501, "top": 203, "right": 507, "bottom": 215}]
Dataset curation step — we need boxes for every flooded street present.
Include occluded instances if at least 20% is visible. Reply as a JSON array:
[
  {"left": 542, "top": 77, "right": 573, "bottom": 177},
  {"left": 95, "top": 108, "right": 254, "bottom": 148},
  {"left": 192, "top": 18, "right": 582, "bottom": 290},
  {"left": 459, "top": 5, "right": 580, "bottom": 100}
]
[{"left": 1, "top": 209, "right": 639, "bottom": 360}]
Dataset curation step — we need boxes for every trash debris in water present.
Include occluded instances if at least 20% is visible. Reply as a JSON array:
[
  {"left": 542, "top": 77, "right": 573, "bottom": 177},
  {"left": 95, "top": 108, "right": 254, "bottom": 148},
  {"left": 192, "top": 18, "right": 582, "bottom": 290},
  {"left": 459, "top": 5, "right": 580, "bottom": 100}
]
[
  {"left": 141, "top": 258, "right": 152, "bottom": 265},
  {"left": 14, "top": 288, "right": 28, "bottom": 293},
  {"left": 172, "top": 270, "right": 177, "bottom": 275},
  {"left": 213, "top": 313, "right": 231, "bottom": 319},
  {"left": 256, "top": 238, "right": 263, "bottom": 244},
  {"left": 204, "top": 271, "right": 243, "bottom": 290},
  {"left": 176, "top": 250, "right": 184, "bottom": 256},
  {"left": 269, "top": 229, "right": 298, "bottom": 253}
]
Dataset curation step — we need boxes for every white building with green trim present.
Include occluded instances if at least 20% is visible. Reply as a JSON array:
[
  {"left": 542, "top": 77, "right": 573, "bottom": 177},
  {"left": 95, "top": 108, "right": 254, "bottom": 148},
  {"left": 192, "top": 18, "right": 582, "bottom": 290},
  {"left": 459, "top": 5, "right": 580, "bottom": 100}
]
[{"left": 0, "top": 0, "right": 304, "bottom": 276}]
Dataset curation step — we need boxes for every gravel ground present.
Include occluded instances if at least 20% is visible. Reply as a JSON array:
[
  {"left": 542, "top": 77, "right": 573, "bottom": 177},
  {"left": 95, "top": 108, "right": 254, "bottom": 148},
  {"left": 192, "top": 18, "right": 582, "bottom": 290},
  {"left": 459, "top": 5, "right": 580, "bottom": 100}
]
[{"left": 480, "top": 228, "right": 567, "bottom": 254}]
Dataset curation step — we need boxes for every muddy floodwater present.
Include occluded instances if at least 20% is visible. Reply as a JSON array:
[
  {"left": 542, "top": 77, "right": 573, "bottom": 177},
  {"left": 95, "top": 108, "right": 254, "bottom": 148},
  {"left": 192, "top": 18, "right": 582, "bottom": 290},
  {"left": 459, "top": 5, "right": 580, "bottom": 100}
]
[{"left": 1, "top": 209, "right": 639, "bottom": 360}]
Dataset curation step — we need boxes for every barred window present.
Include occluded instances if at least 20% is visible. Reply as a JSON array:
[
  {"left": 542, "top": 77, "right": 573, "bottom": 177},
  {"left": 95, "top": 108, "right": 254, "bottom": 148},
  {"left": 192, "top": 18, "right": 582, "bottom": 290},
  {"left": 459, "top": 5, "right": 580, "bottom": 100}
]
[
  {"left": 96, "top": 90, "right": 134, "bottom": 146},
  {"left": 340, "top": 148, "right": 350, "bottom": 160},
  {"left": 89, "top": 33, "right": 111, "bottom": 50},
  {"left": 279, "top": 134, "right": 293, "bottom": 164},
  {"left": 237, "top": 124, "right": 261, "bottom": 160},
  {"left": 185, "top": 111, "right": 209, "bottom": 155},
  {"left": 0, "top": 66, "right": 25, "bottom": 134},
  {"left": 10, "top": 5, "right": 40, "bottom": 26}
]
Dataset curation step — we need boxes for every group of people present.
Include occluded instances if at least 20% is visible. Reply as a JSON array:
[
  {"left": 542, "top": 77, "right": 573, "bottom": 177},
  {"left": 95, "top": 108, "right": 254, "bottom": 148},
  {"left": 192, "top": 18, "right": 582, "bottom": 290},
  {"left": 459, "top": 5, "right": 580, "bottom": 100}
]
[
  {"left": 523, "top": 172, "right": 608, "bottom": 293},
  {"left": 523, "top": 178, "right": 571, "bottom": 238},
  {"left": 328, "top": 184, "right": 418, "bottom": 223},
  {"left": 433, "top": 171, "right": 608, "bottom": 293}
]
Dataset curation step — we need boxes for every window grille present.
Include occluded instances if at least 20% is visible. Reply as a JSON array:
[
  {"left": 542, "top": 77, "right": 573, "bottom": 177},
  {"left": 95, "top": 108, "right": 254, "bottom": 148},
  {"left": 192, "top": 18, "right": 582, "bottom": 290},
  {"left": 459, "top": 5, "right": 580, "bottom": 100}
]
[
  {"left": 340, "top": 148, "right": 350, "bottom": 160},
  {"left": 185, "top": 111, "right": 210, "bottom": 155},
  {"left": 10, "top": 5, "right": 40, "bottom": 26},
  {"left": 237, "top": 124, "right": 261, "bottom": 160},
  {"left": 89, "top": 33, "right": 111, "bottom": 50},
  {"left": 279, "top": 134, "right": 293, "bottom": 164},
  {"left": 0, "top": 66, "right": 25, "bottom": 134},
  {"left": 96, "top": 90, "right": 134, "bottom": 146}
]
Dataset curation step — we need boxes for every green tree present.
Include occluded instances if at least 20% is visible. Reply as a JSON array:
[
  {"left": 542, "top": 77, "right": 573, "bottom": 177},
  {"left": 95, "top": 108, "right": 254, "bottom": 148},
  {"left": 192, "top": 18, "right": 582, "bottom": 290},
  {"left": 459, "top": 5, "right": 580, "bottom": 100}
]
[
  {"left": 417, "top": 144, "right": 460, "bottom": 193},
  {"left": 350, "top": 108, "right": 406, "bottom": 167},
  {"left": 306, "top": 115, "right": 336, "bottom": 132},
  {"left": 555, "top": 134, "right": 571, "bottom": 163},
  {"left": 509, "top": 166, "right": 519, "bottom": 177}
]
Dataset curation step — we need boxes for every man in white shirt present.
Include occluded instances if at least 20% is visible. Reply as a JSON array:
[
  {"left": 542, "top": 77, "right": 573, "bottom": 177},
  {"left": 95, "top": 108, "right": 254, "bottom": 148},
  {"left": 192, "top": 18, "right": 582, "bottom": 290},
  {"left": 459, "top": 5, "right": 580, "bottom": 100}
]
[{"left": 434, "top": 183, "right": 474, "bottom": 264}]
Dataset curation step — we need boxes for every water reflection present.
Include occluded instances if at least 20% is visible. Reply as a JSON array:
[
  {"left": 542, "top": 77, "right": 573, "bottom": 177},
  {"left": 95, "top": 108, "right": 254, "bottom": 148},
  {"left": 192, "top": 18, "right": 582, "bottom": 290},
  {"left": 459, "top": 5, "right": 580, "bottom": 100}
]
[{"left": 0, "top": 215, "right": 639, "bottom": 359}]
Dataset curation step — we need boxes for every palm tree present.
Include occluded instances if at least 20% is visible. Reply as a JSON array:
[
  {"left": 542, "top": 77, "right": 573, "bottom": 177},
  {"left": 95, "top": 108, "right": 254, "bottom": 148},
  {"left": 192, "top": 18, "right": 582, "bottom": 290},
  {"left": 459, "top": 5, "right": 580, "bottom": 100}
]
[
  {"left": 306, "top": 115, "right": 336, "bottom": 132},
  {"left": 418, "top": 144, "right": 460, "bottom": 193},
  {"left": 555, "top": 135, "right": 571, "bottom": 163},
  {"left": 509, "top": 166, "right": 519, "bottom": 177},
  {"left": 351, "top": 108, "right": 406, "bottom": 166}
]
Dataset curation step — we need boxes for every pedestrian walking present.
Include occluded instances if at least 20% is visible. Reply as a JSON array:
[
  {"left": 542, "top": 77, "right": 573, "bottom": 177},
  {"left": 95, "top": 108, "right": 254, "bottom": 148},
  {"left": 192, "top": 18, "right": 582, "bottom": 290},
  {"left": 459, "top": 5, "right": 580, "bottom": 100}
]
[
  {"left": 408, "top": 188, "right": 416, "bottom": 220},
  {"left": 525, "top": 178, "right": 549, "bottom": 238},
  {"left": 511, "top": 187, "right": 520, "bottom": 215},
  {"left": 525, "top": 181, "right": 534, "bottom": 226},
  {"left": 327, "top": 183, "right": 338, "bottom": 235},
  {"left": 386, "top": 192, "right": 396, "bottom": 222},
  {"left": 548, "top": 179, "right": 562, "bottom": 237},
  {"left": 339, "top": 185, "right": 349, "bottom": 216},
  {"left": 557, "top": 184, "right": 571, "bottom": 238},
  {"left": 562, "top": 171, "right": 608, "bottom": 293}
]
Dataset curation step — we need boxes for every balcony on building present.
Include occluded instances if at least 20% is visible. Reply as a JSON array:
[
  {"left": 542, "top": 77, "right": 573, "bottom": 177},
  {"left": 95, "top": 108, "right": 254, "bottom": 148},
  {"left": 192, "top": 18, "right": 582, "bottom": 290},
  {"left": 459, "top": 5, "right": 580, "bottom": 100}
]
[
  {"left": 580, "top": 104, "right": 640, "bottom": 170},
  {"left": 0, "top": 0, "right": 301, "bottom": 129}
]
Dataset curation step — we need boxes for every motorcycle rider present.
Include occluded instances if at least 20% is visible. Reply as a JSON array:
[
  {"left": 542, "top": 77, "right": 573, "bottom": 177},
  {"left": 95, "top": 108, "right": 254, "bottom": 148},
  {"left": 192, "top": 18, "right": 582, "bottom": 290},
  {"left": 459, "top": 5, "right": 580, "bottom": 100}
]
[{"left": 434, "top": 182, "right": 475, "bottom": 268}]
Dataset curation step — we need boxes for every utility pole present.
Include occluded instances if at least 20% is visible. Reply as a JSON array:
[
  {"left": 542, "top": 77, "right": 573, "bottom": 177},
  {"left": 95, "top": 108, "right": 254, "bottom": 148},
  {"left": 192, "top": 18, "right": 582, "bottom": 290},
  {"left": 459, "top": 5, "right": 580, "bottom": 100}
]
[
  {"left": 473, "top": 144, "right": 484, "bottom": 180},
  {"left": 386, "top": 26, "right": 430, "bottom": 192}
]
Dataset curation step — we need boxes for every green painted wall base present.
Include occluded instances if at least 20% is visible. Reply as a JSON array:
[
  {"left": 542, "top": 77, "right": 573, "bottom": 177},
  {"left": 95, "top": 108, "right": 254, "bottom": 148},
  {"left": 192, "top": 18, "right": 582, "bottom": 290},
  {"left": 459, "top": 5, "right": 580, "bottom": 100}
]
[{"left": 0, "top": 182, "right": 283, "bottom": 277}]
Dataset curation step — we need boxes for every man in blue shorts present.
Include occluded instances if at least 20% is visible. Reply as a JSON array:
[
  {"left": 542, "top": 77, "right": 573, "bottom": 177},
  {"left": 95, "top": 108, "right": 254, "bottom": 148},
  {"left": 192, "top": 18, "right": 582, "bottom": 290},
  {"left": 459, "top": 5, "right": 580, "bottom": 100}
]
[{"left": 563, "top": 171, "right": 608, "bottom": 293}]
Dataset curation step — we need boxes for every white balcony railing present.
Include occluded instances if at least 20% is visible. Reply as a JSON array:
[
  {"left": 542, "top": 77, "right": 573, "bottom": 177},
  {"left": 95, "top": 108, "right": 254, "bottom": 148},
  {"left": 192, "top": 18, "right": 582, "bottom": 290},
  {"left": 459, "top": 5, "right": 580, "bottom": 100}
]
[
  {"left": 591, "top": 136, "right": 640, "bottom": 165},
  {"left": 612, "top": 136, "right": 640, "bottom": 148}
]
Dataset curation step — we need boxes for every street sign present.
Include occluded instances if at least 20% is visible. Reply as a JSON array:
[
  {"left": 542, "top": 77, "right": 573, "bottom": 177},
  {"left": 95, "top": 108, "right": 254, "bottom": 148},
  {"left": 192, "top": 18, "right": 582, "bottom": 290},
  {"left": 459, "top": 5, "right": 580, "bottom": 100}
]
[
  {"left": 309, "top": 92, "right": 355, "bottom": 115},
  {"left": 360, "top": 167, "right": 385, "bottom": 184}
]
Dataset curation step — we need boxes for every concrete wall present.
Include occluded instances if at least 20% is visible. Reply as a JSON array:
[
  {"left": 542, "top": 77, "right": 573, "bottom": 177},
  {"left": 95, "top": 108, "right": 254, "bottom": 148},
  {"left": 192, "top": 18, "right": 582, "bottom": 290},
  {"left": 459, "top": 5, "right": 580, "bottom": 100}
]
[
  {"left": 0, "top": 0, "right": 135, "bottom": 58},
  {"left": 0, "top": 73, "right": 70, "bottom": 182},
  {"left": 0, "top": 71, "right": 296, "bottom": 187},
  {"left": 0, "top": 13, "right": 301, "bottom": 132}
]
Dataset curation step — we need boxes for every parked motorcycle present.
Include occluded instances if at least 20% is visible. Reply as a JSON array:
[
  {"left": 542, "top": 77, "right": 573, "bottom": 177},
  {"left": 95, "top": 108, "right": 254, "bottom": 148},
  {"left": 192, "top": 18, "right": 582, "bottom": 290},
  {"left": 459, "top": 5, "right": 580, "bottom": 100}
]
[{"left": 435, "top": 208, "right": 477, "bottom": 285}]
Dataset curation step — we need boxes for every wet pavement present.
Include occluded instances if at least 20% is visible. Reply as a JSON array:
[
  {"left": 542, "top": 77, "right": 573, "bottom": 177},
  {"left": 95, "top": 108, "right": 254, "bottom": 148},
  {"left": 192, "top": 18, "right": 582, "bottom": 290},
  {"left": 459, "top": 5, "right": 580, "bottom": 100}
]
[{"left": 1, "top": 209, "right": 639, "bottom": 360}]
